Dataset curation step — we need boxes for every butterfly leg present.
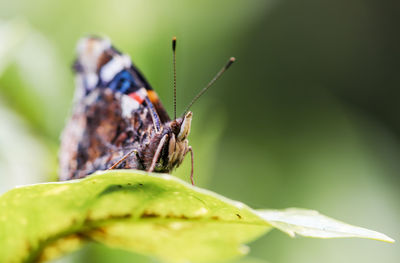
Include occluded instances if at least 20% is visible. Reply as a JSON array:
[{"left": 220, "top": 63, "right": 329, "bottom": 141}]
[
  {"left": 188, "top": 146, "right": 194, "bottom": 185},
  {"left": 108, "top": 149, "right": 139, "bottom": 170},
  {"left": 149, "top": 134, "right": 169, "bottom": 172}
]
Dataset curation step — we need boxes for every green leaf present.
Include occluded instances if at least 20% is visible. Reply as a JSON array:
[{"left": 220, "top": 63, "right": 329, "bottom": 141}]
[
  {"left": 256, "top": 208, "right": 394, "bottom": 242},
  {"left": 0, "top": 170, "right": 394, "bottom": 263}
]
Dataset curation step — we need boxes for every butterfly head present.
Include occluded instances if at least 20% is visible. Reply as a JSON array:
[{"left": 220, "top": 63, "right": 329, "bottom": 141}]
[
  {"left": 165, "top": 111, "right": 193, "bottom": 168},
  {"left": 146, "top": 111, "right": 192, "bottom": 173}
]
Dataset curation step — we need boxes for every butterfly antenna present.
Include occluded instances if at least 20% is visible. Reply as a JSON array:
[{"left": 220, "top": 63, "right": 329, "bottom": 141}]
[
  {"left": 182, "top": 57, "right": 235, "bottom": 115},
  {"left": 172, "top": 36, "right": 177, "bottom": 120}
]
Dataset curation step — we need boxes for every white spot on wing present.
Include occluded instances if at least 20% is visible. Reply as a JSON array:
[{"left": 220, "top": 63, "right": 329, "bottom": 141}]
[
  {"left": 100, "top": 55, "right": 132, "bottom": 82},
  {"left": 137, "top": 87, "right": 148, "bottom": 98},
  {"left": 77, "top": 37, "right": 111, "bottom": 56},
  {"left": 76, "top": 37, "right": 111, "bottom": 74},
  {"left": 121, "top": 95, "right": 139, "bottom": 118},
  {"left": 86, "top": 73, "right": 98, "bottom": 89}
]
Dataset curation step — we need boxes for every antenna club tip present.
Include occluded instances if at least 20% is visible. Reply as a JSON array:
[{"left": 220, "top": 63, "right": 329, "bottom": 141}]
[
  {"left": 225, "top": 57, "right": 236, "bottom": 70},
  {"left": 172, "top": 36, "right": 177, "bottom": 50}
]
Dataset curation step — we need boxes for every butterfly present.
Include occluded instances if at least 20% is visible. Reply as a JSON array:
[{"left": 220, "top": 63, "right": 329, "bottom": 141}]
[{"left": 59, "top": 36, "right": 234, "bottom": 185}]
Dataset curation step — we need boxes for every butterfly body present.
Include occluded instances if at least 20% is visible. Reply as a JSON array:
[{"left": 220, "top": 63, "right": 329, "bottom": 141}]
[{"left": 59, "top": 37, "right": 192, "bottom": 181}]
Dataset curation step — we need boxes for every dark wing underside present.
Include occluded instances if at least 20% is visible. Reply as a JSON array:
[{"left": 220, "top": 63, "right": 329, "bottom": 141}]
[
  {"left": 59, "top": 88, "right": 158, "bottom": 180},
  {"left": 59, "top": 37, "right": 169, "bottom": 180}
]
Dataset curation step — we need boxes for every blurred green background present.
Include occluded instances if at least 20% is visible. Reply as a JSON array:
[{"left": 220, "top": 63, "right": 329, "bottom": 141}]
[{"left": 0, "top": 0, "right": 399, "bottom": 262}]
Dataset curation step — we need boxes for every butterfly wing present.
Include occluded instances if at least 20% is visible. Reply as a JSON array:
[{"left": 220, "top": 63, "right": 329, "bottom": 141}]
[
  {"left": 74, "top": 36, "right": 170, "bottom": 123},
  {"left": 59, "top": 37, "right": 169, "bottom": 180}
]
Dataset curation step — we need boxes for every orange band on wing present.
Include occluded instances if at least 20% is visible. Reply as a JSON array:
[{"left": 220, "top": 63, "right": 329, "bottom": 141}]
[
  {"left": 147, "top": 90, "right": 170, "bottom": 122},
  {"left": 147, "top": 90, "right": 160, "bottom": 105}
]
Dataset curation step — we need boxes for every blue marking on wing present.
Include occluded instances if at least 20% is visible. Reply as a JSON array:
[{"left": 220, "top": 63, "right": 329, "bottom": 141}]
[
  {"left": 106, "top": 68, "right": 162, "bottom": 131},
  {"left": 108, "top": 70, "right": 138, "bottom": 94}
]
